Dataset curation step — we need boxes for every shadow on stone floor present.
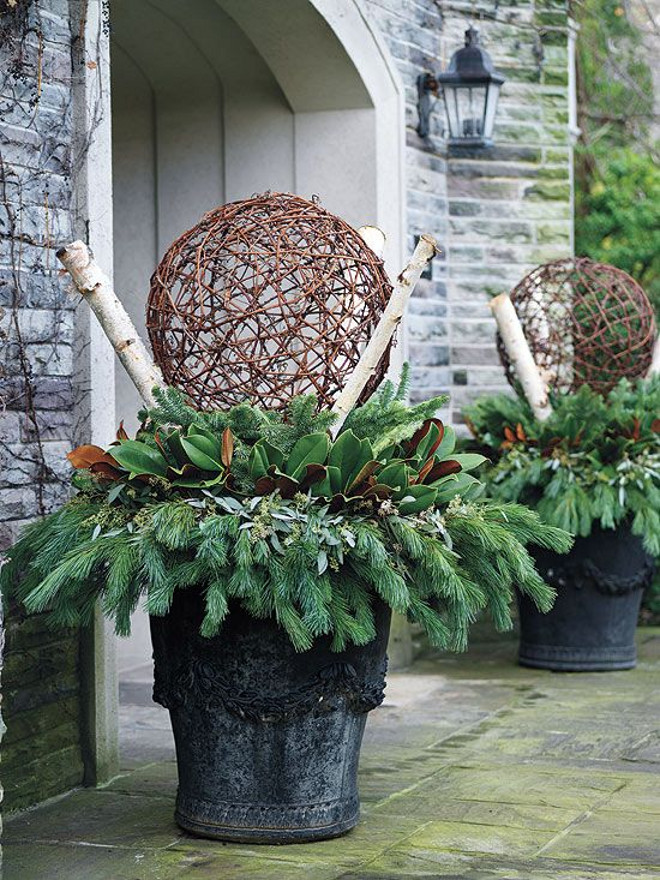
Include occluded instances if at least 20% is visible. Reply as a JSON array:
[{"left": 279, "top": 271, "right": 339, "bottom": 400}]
[{"left": 5, "top": 627, "right": 660, "bottom": 879}]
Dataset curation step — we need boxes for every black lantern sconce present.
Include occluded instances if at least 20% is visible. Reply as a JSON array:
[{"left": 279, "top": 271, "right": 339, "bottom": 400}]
[{"left": 417, "top": 26, "right": 505, "bottom": 147}]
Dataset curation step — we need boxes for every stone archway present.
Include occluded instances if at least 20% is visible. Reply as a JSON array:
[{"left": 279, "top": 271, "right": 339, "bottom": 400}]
[
  {"left": 103, "top": 0, "right": 404, "bottom": 770},
  {"left": 111, "top": 0, "right": 404, "bottom": 424}
]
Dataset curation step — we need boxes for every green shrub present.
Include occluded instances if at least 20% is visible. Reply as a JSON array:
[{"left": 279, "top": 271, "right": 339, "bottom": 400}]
[{"left": 576, "top": 148, "right": 660, "bottom": 316}]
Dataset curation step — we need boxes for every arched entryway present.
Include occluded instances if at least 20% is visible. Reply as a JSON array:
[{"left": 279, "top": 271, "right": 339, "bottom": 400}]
[
  {"left": 107, "top": 0, "right": 404, "bottom": 762},
  {"left": 111, "top": 0, "right": 404, "bottom": 424}
]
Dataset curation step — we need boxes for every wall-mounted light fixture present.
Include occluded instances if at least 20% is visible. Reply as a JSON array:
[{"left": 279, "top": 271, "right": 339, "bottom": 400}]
[{"left": 417, "top": 26, "right": 505, "bottom": 148}]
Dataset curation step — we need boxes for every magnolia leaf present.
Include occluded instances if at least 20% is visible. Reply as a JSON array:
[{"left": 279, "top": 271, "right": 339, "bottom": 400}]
[
  {"left": 275, "top": 474, "right": 300, "bottom": 499},
  {"left": 346, "top": 459, "right": 380, "bottom": 493},
  {"left": 286, "top": 433, "right": 330, "bottom": 481},
  {"left": 435, "top": 424, "right": 456, "bottom": 459},
  {"left": 408, "top": 418, "right": 444, "bottom": 461},
  {"left": 349, "top": 438, "right": 375, "bottom": 487},
  {"left": 166, "top": 462, "right": 201, "bottom": 479},
  {"left": 328, "top": 430, "right": 364, "bottom": 485},
  {"left": 67, "top": 444, "right": 108, "bottom": 469},
  {"left": 317, "top": 549, "right": 328, "bottom": 575},
  {"left": 89, "top": 461, "right": 123, "bottom": 482},
  {"left": 362, "top": 483, "right": 393, "bottom": 499},
  {"left": 425, "top": 459, "right": 462, "bottom": 483},
  {"left": 378, "top": 443, "right": 397, "bottom": 460},
  {"left": 171, "top": 473, "right": 226, "bottom": 489},
  {"left": 249, "top": 440, "right": 284, "bottom": 478},
  {"left": 249, "top": 444, "right": 269, "bottom": 479},
  {"left": 221, "top": 428, "right": 234, "bottom": 467},
  {"left": 154, "top": 430, "right": 186, "bottom": 467},
  {"left": 255, "top": 475, "right": 276, "bottom": 495},
  {"left": 181, "top": 435, "right": 223, "bottom": 471},
  {"left": 450, "top": 453, "right": 488, "bottom": 473},
  {"left": 110, "top": 440, "right": 169, "bottom": 476},
  {"left": 153, "top": 431, "right": 170, "bottom": 460},
  {"left": 328, "top": 465, "right": 344, "bottom": 495},
  {"left": 416, "top": 457, "right": 435, "bottom": 483},
  {"left": 396, "top": 484, "right": 437, "bottom": 514},
  {"left": 310, "top": 465, "right": 342, "bottom": 498},
  {"left": 377, "top": 461, "right": 409, "bottom": 491},
  {"left": 188, "top": 424, "right": 219, "bottom": 444},
  {"left": 434, "top": 472, "right": 480, "bottom": 503},
  {"left": 299, "top": 463, "right": 327, "bottom": 490}
]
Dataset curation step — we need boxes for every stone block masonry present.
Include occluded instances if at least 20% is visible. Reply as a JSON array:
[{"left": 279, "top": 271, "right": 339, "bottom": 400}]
[
  {"left": 364, "top": 0, "right": 574, "bottom": 425},
  {"left": 0, "top": 1, "right": 85, "bottom": 811}
]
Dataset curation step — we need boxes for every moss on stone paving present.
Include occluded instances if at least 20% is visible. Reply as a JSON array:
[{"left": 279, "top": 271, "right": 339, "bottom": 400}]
[{"left": 5, "top": 628, "right": 660, "bottom": 879}]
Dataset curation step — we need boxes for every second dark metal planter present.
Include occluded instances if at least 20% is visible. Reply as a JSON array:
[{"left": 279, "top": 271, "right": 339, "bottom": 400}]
[
  {"left": 517, "top": 524, "right": 655, "bottom": 671},
  {"left": 150, "top": 590, "right": 391, "bottom": 844}
]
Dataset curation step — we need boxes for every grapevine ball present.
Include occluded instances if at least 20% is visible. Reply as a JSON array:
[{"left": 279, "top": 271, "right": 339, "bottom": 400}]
[
  {"left": 146, "top": 192, "right": 393, "bottom": 410},
  {"left": 497, "top": 258, "right": 656, "bottom": 395}
]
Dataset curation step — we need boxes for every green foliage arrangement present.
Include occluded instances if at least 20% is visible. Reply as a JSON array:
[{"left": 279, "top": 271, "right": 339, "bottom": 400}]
[
  {"left": 465, "top": 377, "right": 660, "bottom": 556},
  {"left": 1, "top": 375, "right": 572, "bottom": 652}
]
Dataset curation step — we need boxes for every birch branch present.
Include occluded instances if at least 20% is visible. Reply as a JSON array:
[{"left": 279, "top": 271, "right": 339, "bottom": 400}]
[
  {"left": 648, "top": 334, "right": 660, "bottom": 377},
  {"left": 358, "top": 225, "right": 386, "bottom": 258},
  {"left": 331, "top": 234, "right": 437, "bottom": 435},
  {"left": 57, "top": 240, "right": 166, "bottom": 408},
  {"left": 490, "top": 293, "right": 552, "bottom": 422}
]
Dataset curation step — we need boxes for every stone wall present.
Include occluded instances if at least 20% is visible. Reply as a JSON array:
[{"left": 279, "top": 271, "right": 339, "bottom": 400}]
[
  {"left": 364, "top": 0, "right": 574, "bottom": 423},
  {"left": 0, "top": 0, "right": 85, "bottom": 811}
]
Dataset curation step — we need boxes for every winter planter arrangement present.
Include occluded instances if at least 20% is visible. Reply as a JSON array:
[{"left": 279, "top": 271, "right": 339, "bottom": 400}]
[
  {"left": 471, "top": 259, "right": 660, "bottom": 672},
  {"left": 1, "top": 194, "right": 571, "bottom": 843}
]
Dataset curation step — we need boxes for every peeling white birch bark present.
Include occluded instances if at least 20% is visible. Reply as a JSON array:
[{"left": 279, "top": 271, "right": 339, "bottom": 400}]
[
  {"left": 57, "top": 240, "right": 166, "bottom": 408},
  {"left": 358, "top": 225, "right": 386, "bottom": 258},
  {"left": 648, "top": 335, "right": 660, "bottom": 377},
  {"left": 490, "top": 293, "right": 553, "bottom": 422},
  {"left": 331, "top": 234, "right": 437, "bottom": 435}
]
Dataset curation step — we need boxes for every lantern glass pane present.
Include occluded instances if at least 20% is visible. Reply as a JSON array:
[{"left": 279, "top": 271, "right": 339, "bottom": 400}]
[
  {"left": 482, "top": 81, "right": 501, "bottom": 139},
  {"left": 443, "top": 85, "right": 461, "bottom": 139},
  {"left": 443, "top": 84, "right": 488, "bottom": 140}
]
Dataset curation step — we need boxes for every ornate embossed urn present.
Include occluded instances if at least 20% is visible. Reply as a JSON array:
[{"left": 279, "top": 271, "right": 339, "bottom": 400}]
[
  {"left": 150, "top": 589, "right": 391, "bottom": 842},
  {"left": 517, "top": 524, "right": 654, "bottom": 671}
]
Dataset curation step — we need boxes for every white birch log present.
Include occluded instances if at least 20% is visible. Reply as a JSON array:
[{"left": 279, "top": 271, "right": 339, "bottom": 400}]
[
  {"left": 358, "top": 225, "right": 386, "bottom": 259},
  {"left": 57, "top": 240, "right": 166, "bottom": 408},
  {"left": 648, "top": 334, "right": 660, "bottom": 377},
  {"left": 331, "top": 234, "right": 437, "bottom": 434},
  {"left": 490, "top": 293, "right": 552, "bottom": 422}
]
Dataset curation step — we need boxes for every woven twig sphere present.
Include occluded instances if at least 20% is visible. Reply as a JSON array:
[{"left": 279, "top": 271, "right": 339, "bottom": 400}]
[
  {"left": 146, "top": 192, "right": 393, "bottom": 411},
  {"left": 497, "top": 258, "right": 656, "bottom": 395}
]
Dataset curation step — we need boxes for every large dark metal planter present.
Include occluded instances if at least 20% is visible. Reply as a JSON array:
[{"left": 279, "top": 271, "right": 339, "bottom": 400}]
[
  {"left": 150, "top": 590, "right": 391, "bottom": 844},
  {"left": 518, "top": 525, "right": 655, "bottom": 672}
]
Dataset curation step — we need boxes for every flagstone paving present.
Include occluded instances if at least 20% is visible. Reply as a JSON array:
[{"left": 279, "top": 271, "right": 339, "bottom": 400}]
[{"left": 5, "top": 626, "right": 660, "bottom": 879}]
